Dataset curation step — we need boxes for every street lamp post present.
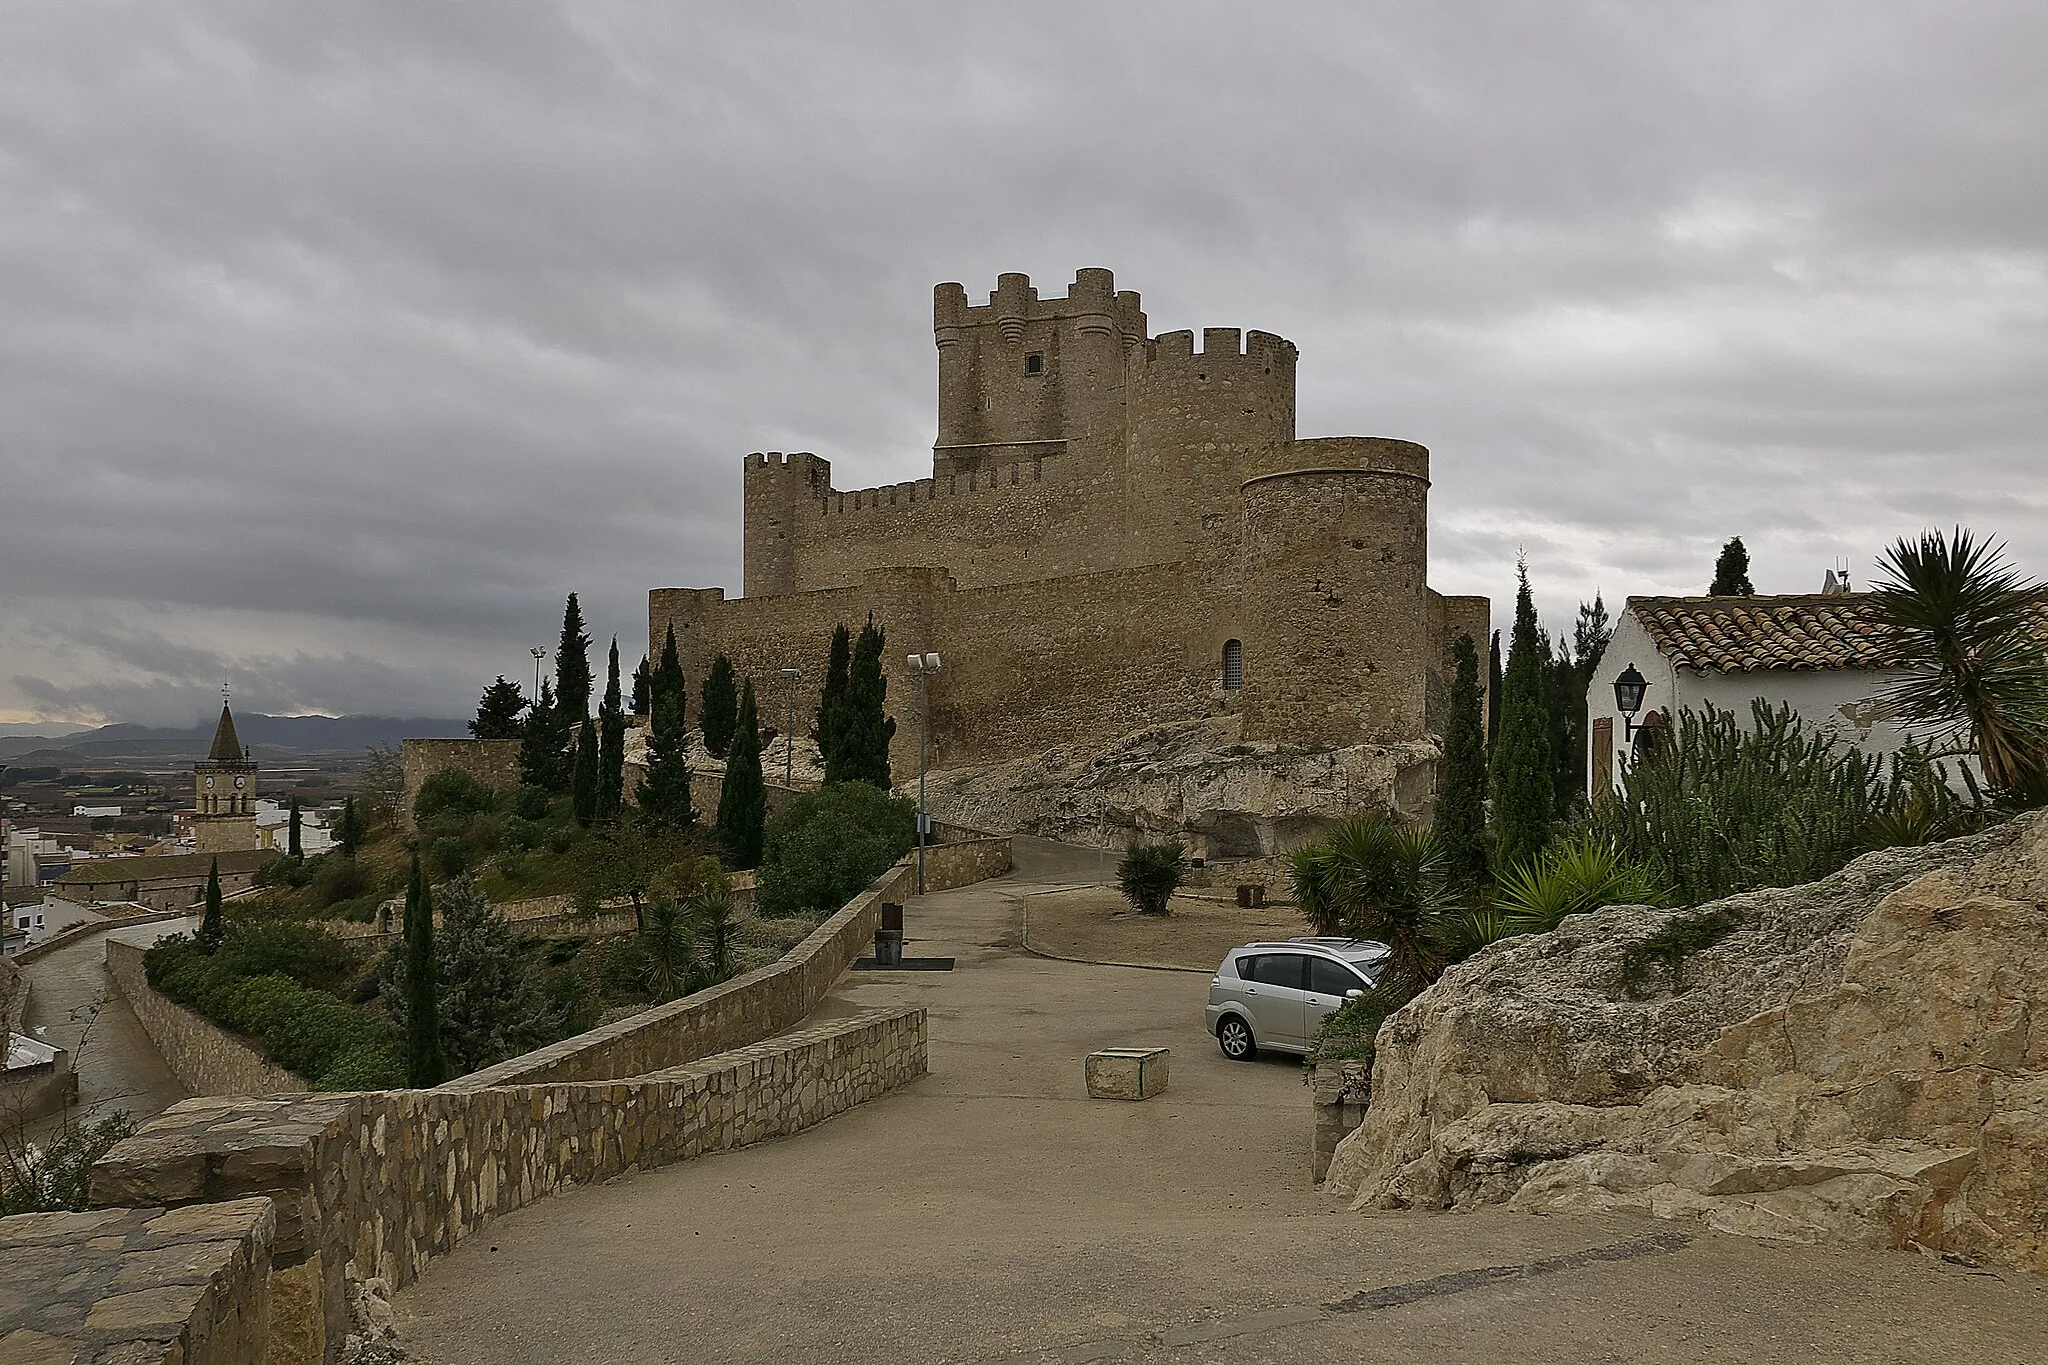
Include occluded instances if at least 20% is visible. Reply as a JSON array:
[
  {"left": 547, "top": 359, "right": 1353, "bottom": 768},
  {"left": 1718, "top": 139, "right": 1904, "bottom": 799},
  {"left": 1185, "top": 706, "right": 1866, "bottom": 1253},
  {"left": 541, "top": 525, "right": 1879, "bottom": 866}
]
[
  {"left": 530, "top": 647, "right": 548, "bottom": 703},
  {"left": 907, "top": 652, "right": 941, "bottom": 894},
  {"left": 778, "top": 667, "right": 802, "bottom": 789}
]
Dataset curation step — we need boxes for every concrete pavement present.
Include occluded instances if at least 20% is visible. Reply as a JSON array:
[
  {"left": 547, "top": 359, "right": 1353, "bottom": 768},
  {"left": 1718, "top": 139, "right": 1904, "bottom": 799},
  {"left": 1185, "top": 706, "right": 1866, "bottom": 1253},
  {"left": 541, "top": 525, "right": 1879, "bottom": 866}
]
[{"left": 395, "top": 842, "right": 2048, "bottom": 1363}]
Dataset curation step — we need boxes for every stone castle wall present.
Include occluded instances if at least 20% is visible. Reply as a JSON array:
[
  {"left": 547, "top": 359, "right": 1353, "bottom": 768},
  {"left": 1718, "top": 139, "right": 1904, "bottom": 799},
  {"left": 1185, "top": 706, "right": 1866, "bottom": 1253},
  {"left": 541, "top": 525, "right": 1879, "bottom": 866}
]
[
  {"left": 399, "top": 738, "right": 521, "bottom": 823},
  {"left": 107, "top": 940, "right": 309, "bottom": 1099}
]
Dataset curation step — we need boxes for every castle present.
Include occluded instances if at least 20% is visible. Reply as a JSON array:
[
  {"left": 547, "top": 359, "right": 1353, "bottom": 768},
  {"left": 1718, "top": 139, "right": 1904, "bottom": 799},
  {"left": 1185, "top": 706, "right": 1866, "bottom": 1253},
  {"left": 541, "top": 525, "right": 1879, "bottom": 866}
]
[{"left": 650, "top": 268, "right": 1486, "bottom": 804}]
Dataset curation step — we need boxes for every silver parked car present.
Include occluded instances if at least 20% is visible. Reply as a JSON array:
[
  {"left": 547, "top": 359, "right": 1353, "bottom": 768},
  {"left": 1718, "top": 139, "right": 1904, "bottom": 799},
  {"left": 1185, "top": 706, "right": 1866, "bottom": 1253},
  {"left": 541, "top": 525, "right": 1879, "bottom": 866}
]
[{"left": 1205, "top": 937, "right": 1389, "bottom": 1060}]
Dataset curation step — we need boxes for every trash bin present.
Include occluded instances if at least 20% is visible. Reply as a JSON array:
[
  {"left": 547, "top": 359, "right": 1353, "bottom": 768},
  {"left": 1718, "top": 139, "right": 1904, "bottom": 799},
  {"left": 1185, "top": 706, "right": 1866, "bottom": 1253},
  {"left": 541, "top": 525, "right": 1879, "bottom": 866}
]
[{"left": 875, "top": 927, "right": 904, "bottom": 967}]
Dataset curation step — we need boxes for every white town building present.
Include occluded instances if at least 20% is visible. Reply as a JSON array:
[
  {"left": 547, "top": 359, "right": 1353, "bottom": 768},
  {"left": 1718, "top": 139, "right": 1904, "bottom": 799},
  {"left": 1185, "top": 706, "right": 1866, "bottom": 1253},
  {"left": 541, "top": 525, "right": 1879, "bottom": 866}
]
[{"left": 1585, "top": 593, "right": 1928, "bottom": 795}]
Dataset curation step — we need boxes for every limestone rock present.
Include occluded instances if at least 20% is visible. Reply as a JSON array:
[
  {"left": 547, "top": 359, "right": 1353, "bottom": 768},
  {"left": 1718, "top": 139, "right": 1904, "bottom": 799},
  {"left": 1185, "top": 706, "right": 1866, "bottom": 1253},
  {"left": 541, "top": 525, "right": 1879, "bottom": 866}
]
[
  {"left": 919, "top": 715, "right": 1437, "bottom": 855},
  {"left": 1323, "top": 813, "right": 2048, "bottom": 1272}
]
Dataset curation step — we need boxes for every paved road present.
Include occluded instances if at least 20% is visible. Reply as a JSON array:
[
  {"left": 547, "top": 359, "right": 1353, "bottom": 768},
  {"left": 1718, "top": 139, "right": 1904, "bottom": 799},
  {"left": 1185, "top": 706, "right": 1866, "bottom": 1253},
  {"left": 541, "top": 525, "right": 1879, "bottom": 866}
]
[
  {"left": 16, "top": 919, "right": 191, "bottom": 1139},
  {"left": 397, "top": 844, "right": 2048, "bottom": 1363}
]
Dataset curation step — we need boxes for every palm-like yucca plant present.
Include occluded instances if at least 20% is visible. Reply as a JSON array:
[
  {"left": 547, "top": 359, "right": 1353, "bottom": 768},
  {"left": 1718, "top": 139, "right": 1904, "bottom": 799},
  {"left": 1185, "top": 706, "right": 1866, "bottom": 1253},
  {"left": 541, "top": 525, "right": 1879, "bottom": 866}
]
[
  {"left": 1289, "top": 813, "right": 1456, "bottom": 1003},
  {"left": 640, "top": 898, "right": 694, "bottom": 1003},
  {"left": 1871, "top": 529, "right": 2048, "bottom": 806},
  {"left": 1495, "top": 833, "right": 1666, "bottom": 935}
]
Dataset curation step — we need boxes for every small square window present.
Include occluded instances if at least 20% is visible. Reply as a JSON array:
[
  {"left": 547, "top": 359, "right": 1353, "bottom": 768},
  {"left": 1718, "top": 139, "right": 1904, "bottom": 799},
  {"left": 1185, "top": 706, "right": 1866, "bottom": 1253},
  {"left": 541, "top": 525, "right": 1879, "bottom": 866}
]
[{"left": 1025, "top": 353, "right": 1043, "bottom": 375}]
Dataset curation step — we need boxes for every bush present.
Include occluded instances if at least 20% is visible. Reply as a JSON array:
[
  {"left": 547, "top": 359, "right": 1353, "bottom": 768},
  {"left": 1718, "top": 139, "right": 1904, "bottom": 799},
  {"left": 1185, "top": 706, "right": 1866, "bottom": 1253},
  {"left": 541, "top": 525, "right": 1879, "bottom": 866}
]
[
  {"left": 500, "top": 816, "right": 543, "bottom": 854},
  {"left": 510, "top": 785, "right": 553, "bottom": 820},
  {"left": 756, "top": 782, "right": 917, "bottom": 918},
  {"left": 547, "top": 826, "right": 576, "bottom": 856},
  {"left": 0, "top": 1112, "right": 137, "bottom": 1213},
  {"left": 1495, "top": 833, "right": 1665, "bottom": 935},
  {"left": 311, "top": 855, "right": 371, "bottom": 909},
  {"left": 1307, "top": 995, "right": 1384, "bottom": 1068},
  {"left": 254, "top": 855, "right": 312, "bottom": 889},
  {"left": 1116, "top": 839, "right": 1186, "bottom": 915},
  {"left": 494, "top": 848, "right": 527, "bottom": 882},
  {"left": 316, "top": 1040, "right": 407, "bottom": 1091},
  {"left": 413, "top": 768, "right": 497, "bottom": 825},
  {"left": 431, "top": 836, "right": 469, "bottom": 879}
]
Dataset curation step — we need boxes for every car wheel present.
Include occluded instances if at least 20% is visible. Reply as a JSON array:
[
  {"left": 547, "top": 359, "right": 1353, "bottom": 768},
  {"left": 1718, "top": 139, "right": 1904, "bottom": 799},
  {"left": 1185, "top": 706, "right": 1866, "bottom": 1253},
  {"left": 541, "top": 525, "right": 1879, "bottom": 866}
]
[{"left": 1217, "top": 1014, "right": 1257, "bottom": 1061}]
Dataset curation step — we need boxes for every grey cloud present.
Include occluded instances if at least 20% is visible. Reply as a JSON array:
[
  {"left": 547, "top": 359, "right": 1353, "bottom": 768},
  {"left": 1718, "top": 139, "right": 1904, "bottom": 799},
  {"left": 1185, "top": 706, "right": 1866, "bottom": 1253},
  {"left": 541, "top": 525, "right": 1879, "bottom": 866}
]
[{"left": 2, "top": 1, "right": 2044, "bottom": 722}]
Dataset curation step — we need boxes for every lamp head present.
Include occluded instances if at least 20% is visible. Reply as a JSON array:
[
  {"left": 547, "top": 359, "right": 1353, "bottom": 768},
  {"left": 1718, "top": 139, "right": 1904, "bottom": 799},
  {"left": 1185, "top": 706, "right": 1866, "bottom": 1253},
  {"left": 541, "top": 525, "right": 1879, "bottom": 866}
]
[{"left": 1613, "top": 663, "right": 1648, "bottom": 716}]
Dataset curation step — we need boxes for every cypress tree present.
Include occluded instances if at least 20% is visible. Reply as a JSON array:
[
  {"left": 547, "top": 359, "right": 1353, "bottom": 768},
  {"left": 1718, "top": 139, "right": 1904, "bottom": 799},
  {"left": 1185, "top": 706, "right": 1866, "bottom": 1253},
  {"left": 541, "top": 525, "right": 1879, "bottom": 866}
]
[
  {"left": 597, "top": 637, "right": 625, "bottom": 823},
  {"left": 518, "top": 678, "right": 572, "bottom": 792},
  {"left": 637, "top": 626, "right": 693, "bottom": 828},
  {"left": 631, "top": 655, "right": 651, "bottom": 717},
  {"left": 1710, "top": 537, "right": 1755, "bottom": 596},
  {"left": 555, "top": 592, "right": 594, "bottom": 720},
  {"left": 1486, "top": 629, "right": 1503, "bottom": 751},
  {"left": 1544, "top": 632, "right": 1582, "bottom": 814},
  {"left": 571, "top": 716, "right": 598, "bottom": 826},
  {"left": 700, "top": 654, "right": 739, "bottom": 759},
  {"left": 715, "top": 680, "right": 767, "bottom": 870},
  {"left": 402, "top": 854, "right": 448, "bottom": 1087},
  {"left": 287, "top": 796, "right": 303, "bottom": 860},
  {"left": 1490, "top": 560, "right": 1555, "bottom": 873},
  {"left": 337, "top": 796, "right": 364, "bottom": 858},
  {"left": 827, "top": 616, "right": 897, "bottom": 788},
  {"left": 816, "top": 624, "right": 852, "bottom": 764},
  {"left": 1433, "top": 634, "right": 1488, "bottom": 888},
  {"left": 199, "top": 857, "right": 224, "bottom": 950}
]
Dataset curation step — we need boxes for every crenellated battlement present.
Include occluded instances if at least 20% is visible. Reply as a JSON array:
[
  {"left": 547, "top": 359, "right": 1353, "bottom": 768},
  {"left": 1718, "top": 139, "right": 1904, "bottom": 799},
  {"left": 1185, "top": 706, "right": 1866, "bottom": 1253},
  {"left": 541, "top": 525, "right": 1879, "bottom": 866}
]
[{"left": 812, "top": 453, "right": 1061, "bottom": 519}]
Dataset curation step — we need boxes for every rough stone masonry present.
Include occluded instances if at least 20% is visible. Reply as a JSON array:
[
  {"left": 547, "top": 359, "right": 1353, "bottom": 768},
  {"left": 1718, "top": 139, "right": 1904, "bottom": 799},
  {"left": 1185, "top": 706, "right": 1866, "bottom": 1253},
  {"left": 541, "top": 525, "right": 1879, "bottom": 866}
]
[{"left": 646, "top": 269, "right": 1488, "bottom": 850}]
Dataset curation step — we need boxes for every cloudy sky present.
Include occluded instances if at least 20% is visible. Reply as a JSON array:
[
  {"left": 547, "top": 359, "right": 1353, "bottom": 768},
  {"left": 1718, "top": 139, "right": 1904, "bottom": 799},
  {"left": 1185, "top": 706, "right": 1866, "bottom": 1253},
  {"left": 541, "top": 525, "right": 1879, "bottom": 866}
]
[{"left": 3, "top": 3, "right": 2044, "bottom": 727}]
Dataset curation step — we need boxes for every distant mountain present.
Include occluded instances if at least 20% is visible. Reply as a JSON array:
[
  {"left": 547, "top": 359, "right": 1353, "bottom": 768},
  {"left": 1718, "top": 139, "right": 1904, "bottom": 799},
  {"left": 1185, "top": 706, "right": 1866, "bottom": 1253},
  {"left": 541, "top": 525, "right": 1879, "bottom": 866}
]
[{"left": 0, "top": 714, "right": 470, "bottom": 766}]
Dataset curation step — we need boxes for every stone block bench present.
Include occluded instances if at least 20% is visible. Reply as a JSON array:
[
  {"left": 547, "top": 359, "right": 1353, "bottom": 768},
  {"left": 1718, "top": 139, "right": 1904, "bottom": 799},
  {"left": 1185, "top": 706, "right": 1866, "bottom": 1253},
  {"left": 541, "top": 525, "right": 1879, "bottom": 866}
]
[{"left": 1086, "top": 1047, "right": 1169, "bottom": 1100}]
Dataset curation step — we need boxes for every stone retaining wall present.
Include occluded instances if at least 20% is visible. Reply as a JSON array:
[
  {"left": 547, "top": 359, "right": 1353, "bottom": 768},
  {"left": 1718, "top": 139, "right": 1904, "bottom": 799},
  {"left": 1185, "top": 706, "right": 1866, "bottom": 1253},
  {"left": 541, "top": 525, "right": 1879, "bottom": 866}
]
[
  {"left": 922, "top": 835, "right": 1013, "bottom": 892},
  {"left": 449, "top": 861, "right": 916, "bottom": 1089},
  {"left": 106, "top": 940, "right": 309, "bottom": 1099},
  {"left": 1310, "top": 1059, "right": 1371, "bottom": 1185},
  {"left": 92, "top": 1008, "right": 926, "bottom": 1364}
]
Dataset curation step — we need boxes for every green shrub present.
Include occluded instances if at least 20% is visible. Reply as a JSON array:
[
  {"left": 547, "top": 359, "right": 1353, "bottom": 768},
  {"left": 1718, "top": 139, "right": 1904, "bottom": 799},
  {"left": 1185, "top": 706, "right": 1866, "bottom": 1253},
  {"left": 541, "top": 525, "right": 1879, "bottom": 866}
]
[
  {"left": 326, "top": 894, "right": 381, "bottom": 923},
  {"left": 510, "top": 785, "right": 553, "bottom": 820},
  {"left": 431, "top": 836, "right": 468, "bottom": 879},
  {"left": 547, "top": 826, "right": 576, "bottom": 856},
  {"left": 0, "top": 1112, "right": 137, "bottom": 1213},
  {"left": 1307, "top": 995, "right": 1385, "bottom": 1068},
  {"left": 413, "top": 768, "right": 497, "bottom": 825},
  {"left": 1496, "top": 833, "right": 1666, "bottom": 935},
  {"left": 1588, "top": 702, "right": 1978, "bottom": 904},
  {"left": 494, "top": 848, "right": 527, "bottom": 882},
  {"left": 756, "top": 782, "right": 917, "bottom": 918},
  {"left": 1116, "top": 839, "right": 1186, "bottom": 915},
  {"left": 253, "top": 854, "right": 313, "bottom": 889},
  {"left": 316, "top": 1041, "right": 406, "bottom": 1091},
  {"left": 311, "top": 855, "right": 371, "bottom": 909},
  {"left": 500, "top": 816, "right": 543, "bottom": 854}
]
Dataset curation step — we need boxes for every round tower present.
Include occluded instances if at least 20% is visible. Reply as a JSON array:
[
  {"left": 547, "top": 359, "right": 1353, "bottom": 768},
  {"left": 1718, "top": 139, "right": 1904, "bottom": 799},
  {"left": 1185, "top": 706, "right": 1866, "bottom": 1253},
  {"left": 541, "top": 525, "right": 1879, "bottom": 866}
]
[{"left": 1237, "top": 438, "right": 1431, "bottom": 748}]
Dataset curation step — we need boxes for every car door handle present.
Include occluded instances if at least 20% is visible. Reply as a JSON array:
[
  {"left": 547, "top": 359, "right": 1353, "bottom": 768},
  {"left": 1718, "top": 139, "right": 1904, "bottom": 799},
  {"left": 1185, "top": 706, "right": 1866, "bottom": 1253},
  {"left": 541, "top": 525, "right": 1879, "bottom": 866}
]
[{"left": 1245, "top": 987, "right": 1258, "bottom": 994}]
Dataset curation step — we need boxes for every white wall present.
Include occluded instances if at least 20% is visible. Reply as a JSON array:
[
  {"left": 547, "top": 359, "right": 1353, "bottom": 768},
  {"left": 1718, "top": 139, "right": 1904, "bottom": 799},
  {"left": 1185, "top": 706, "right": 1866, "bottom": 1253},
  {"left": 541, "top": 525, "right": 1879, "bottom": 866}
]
[{"left": 1586, "top": 608, "right": 1940, "bottom": 795}]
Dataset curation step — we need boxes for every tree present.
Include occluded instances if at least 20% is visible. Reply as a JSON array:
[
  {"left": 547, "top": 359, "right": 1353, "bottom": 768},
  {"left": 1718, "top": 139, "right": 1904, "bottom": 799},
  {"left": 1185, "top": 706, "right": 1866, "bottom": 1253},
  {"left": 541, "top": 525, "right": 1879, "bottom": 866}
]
[
  {"left": 1543, "top": 632, "right": 1583, "bottom": 815},
  {"left": 1288, "top": 814, "right": 1458, "bottom": 1008},
  {"left": 1490, "top": 559, "right": 1555, "bottom": 872},
  {"left": 1710, "top": 537, "right": 1755, "bottom": 596},
  {"left": 555, "top": 593, "right": 594, "bottom": 721},
  {"left": 574, "top": 820, "right": 694, "bottom": 932},
  {"left": 1573, "top": 594, "right": 1612, "bottom": 679},
  {"left": 1433, "top": 633, "right": 1488, "bottom": 888},
  {"left": 199, "top": 858, "right": 224, "bottom": 950},
  {"left": 1870, "top": 528, "right": 2048, "bottom": 805},
  {"left": 637, "top": 626, "right": 693, "bottom": 829},
  {"left": 815, "top": 624, "right": 852, "bottom": 762},
  {"left": 571, "top": 716, "right": 598, "bottom": 826},
  {"left": 469, "top": 677, "right": 527, "bottom": 740},
  {"left": 336, "top": 797, "right": 365, "bottom": 859},
  {"left": 597, "top": 637, "right": 626, "bottom": 824},
  {"left": 826, "top": 617, "right": 896, "bottom": 788},
  {"left": 360, "top": 745, "right": 405, "bottom": 825},
  {"left": 518, "top": 678, "right": 573, "bottom": 792},
  {"left": 401, "top": 854, "right": 448, "bottom": 1087},
  {"left": 631, "top": 655, "right": 651, "bottom": 717},
  {"left": 715, "top": 679, "right": 767, "bottom": 869},
  {"left": 427, "top": 876, "right": 549, "bottom": 1074},
  {"left": 757, "top": 782, "right": 917, "bottom": 918},
  {"left": 700, "top": 655, "right": 739, "bottom": 759},
  {"left": 287, "top": 796, "right": 303, "bottom": 861},
  {"left": 691, "top": 881, "right": 738, "bottom": 982},
  {"left": 1486, "top": 630, "right": 1503, "bottom": 750}
]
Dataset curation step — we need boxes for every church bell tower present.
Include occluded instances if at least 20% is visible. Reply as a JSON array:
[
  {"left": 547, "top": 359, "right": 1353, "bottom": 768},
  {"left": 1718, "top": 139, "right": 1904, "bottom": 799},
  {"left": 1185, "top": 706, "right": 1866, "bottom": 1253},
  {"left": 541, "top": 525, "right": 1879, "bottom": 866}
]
[{"left": 193, "top": 689, "right": 259, "bottom": 854}]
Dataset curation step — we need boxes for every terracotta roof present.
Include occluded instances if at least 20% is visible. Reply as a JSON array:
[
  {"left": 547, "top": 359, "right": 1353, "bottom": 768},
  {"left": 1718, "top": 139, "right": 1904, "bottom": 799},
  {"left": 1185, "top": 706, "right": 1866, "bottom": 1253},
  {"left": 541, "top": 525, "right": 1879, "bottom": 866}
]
[
  {"left": 1626, "top": 594, "right": 1896, "bottom": 673},
  {"left": 56, "top": 849, "right": 270, "bottom": 886},
  {"left": 205, "top": 702, "right": 246, "bottom": 763}
]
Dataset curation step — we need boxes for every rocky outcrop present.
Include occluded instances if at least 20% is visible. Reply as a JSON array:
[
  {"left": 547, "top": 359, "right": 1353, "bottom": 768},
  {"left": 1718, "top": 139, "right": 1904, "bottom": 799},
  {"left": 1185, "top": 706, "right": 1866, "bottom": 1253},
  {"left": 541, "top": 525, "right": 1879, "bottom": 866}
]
[
  {"left": 1324, "top": 813, "right": 2048, "bottom": 1271},
  {"left": 919, "top": 716, "right": 1437, "bottom": 855}
]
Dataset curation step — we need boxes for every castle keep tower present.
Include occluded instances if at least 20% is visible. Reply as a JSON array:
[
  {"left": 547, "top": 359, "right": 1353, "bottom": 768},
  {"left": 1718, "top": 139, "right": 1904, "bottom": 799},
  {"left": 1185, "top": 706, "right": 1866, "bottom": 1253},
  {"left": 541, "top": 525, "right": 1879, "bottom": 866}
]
[{"left": 193, "top": 696, "right": 259, "bottom": 854}]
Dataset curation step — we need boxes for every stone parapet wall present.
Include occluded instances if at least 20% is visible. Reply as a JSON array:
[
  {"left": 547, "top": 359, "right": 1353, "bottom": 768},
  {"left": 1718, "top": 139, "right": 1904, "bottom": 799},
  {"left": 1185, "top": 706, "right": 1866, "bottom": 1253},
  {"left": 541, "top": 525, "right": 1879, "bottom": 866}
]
[
  {"left": 399, "top": 738, "right": 521, "bottom": 828},
  {"left": 0, "top": 1199, "right": 276, "bottom": 1364},
  {"left": 921, "top": 835, "right": 1012, "bottom": 892},
  {"left": 450, "top": 861, "right": 915, "bottom": 1089},
  {"left": 92, "top": 1008, "right": 927, "bottom": 1364},
  {"left": 106, "top": 940, "right": 308, "bottom": 1099},
  {"left": 1310, "top": 1059, "right": 1372, "bottom": 1185}
]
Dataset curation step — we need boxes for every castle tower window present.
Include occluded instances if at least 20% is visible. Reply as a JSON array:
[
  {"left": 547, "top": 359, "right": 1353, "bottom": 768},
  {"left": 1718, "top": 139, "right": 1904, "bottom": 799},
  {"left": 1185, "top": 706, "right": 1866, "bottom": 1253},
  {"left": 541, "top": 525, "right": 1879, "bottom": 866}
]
[
  {"left": 1024, "top": 353, "right": 1043, "bottom": 375},
  {"left": 1222, "top": 639, "right": 1243, "bottom": 691}
]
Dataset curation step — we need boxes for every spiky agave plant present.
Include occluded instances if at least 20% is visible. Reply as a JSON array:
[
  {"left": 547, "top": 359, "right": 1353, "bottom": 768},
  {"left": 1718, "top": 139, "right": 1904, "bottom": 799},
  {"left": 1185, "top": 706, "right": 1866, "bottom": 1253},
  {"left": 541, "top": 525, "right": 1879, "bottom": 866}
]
[
  {"left": 1288, "top": 813, "right": 1455, "bottom": 1004},
  {"left": 1495, "top": 832, "right": 1666, "bottom": 935},
  {"left": 1870, "top": 528, "right": 2048, "bottom": 806}
]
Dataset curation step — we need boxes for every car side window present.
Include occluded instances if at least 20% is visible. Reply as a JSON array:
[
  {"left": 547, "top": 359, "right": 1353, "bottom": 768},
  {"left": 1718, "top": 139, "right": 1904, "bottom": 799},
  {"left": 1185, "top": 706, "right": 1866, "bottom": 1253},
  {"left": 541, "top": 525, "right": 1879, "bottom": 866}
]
[
  {"left": 1232, "top": 955, "right": 1259, "bottom": 980},
  {"left": 1309, "top": 957, "right": 1366, "bottom": 996},
  {"left": 1248, "top": 954, "right": 1306, "bottom": 988}
]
